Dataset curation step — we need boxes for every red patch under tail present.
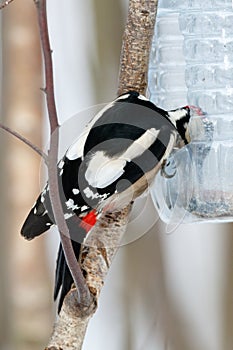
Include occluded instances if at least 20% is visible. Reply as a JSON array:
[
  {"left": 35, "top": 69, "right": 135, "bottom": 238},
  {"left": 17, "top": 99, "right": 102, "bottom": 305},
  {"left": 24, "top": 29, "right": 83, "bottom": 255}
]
[{"left": 79, "top": 210, "right": 97, "bottom": 233}]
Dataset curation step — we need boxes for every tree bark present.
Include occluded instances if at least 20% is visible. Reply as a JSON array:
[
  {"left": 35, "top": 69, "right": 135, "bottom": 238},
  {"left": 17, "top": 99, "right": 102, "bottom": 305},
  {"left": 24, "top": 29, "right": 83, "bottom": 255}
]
[{"left": 118, "top": 0, "right": 158, "bottom": 96}]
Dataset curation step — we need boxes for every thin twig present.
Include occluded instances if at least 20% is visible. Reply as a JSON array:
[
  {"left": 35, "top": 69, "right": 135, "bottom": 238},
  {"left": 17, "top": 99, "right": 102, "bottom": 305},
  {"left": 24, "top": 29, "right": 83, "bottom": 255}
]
[
  {"left": 35, "top": 0, "right": 91, "bottom": 307},
  {"left": 0, "top": 122, "right": 48, "bottom": 161},
  {"left": 0, "top": 0, "right": 15, "bottom": 10}
]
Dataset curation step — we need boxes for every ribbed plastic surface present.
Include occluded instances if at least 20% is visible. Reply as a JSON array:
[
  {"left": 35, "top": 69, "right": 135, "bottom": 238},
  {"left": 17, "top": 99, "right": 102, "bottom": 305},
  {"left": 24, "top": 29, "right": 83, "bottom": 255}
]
[{"left": 149, "top": 0, "right": 233, "bottom": 225}]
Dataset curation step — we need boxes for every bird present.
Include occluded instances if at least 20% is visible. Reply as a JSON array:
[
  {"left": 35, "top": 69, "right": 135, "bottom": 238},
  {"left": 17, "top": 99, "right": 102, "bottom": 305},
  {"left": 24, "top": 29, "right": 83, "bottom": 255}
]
[{"left": 21, "top": 90, "right": 203, "bottom": 311}]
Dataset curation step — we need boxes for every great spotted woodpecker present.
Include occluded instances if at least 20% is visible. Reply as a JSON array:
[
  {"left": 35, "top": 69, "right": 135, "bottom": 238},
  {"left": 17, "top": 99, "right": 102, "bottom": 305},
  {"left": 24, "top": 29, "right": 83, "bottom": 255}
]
[{"left": 21, "top": 90, "right": 203, "bottom": 311}]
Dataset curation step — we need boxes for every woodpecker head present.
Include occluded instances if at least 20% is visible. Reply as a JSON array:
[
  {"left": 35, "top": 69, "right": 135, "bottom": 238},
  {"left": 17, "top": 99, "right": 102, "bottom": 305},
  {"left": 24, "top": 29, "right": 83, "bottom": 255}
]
[{"left": 167, "top": 105, "right": 204, "bottom": 144}]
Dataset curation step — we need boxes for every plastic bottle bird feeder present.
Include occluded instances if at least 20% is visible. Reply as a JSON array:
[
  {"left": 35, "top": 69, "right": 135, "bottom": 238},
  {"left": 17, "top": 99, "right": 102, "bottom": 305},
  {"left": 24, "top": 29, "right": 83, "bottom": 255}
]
[{"left": 149, "top": 0, "right": 233, "bottom": 225}]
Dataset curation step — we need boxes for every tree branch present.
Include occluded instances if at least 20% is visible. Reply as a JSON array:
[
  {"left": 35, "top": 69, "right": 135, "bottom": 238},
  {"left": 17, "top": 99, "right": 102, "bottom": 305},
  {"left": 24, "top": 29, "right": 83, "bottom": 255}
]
[
  {"left": 0, "top": 122, "right": 47, "bottom": 161},
  {"left": 35, "top": 0, "right": 91, "bottom": 307},
  {"left": 0, "top": 0, "right": 15, "bottom": 10},
  {"left": 118, "top": 0, "right": 158, "bottom": 96},
  {"left": 45, "top": 0, "right": 158, "bottom": 349}
]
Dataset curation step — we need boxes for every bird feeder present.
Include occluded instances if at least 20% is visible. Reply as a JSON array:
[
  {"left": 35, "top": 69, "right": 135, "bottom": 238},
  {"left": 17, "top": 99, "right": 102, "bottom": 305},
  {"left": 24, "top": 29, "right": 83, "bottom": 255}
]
[{"left": 149, "top": 0, "right": 233, "bottom": 225}]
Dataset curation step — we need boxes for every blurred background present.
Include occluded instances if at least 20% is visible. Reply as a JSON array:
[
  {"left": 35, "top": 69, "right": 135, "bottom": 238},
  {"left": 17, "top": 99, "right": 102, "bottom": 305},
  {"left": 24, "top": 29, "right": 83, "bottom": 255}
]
[{"left": 0, "top": 0, "right": 232, "bottom": 349}]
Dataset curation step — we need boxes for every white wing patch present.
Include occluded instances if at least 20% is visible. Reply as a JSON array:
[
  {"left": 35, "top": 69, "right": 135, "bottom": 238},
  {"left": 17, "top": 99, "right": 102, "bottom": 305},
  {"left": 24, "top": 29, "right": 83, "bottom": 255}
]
[
  {"left": 85, "top": 128, "right": 159, "bottom": 189},
  {"left": 66, "top": 101, "right": 115, "bottom": 160},
  {"left": 122, "top": 128, "right": 159, "bottom": 161},
  {"left": 85, "top": 151, "right": 126, "bottom": 188}
]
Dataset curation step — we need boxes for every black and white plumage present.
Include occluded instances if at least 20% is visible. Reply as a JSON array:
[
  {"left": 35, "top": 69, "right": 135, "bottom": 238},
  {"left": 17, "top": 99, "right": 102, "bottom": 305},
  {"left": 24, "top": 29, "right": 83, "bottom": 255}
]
[{"left": 21, "top": 91, "right": 198, "bottom": 311}]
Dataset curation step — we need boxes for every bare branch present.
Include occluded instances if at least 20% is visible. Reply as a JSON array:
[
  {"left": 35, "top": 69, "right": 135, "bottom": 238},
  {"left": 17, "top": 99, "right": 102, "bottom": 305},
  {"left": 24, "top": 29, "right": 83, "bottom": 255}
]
[
  {"left": 0, "top": 0, "right": 15, "bottom": 10},
  {"left": 35, "top": 0, "right": 91, "bottom": 306},
  {"left": 118, "top": 0, "right": 158, "bottom": 96},
  {"left": 0, "top": 122, "right": 48, "bottom": 161},
  {"left": 35, "top": 0, "right": 58, "bottom": 133}
]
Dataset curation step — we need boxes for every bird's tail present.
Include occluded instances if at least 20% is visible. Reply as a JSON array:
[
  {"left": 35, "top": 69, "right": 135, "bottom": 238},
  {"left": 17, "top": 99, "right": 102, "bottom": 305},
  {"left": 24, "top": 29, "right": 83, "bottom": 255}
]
[{"left": 53, "top": 213, "right": 97, "bottom": 312}]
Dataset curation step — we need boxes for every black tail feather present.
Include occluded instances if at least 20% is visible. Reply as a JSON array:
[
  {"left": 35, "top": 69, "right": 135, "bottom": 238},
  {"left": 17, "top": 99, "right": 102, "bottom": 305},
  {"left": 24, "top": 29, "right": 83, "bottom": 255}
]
[
  {"left": 54, "top": 237, "right": 82, "bottom": 313},
  {"left": 54, "top": 244, "right": 64, "bottom": 301},
  {"left": 58, "top": 257, "right": 74, "bottom": 312}
]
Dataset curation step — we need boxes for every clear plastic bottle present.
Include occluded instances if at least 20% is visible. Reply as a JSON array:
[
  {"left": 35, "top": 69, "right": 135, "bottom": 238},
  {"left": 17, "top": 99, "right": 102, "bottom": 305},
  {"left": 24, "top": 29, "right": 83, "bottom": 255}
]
[
  {"left": 148, "top": 4, "right": 187, "bottom": 110},
  {"left": 149, "top": 0, "right": 233, "bottom": 225}
]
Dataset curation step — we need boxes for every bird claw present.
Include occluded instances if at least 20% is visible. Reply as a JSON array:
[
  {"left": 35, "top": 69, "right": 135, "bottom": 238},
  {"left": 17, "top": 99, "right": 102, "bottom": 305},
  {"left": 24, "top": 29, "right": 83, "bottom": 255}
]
[{"left": 160, "top": 159, "right": 177, "bottom": 178}]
